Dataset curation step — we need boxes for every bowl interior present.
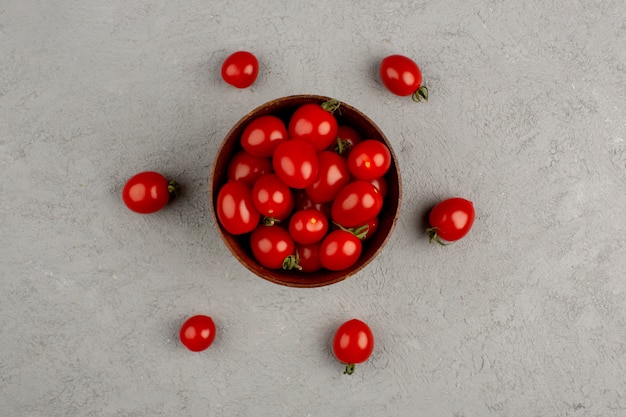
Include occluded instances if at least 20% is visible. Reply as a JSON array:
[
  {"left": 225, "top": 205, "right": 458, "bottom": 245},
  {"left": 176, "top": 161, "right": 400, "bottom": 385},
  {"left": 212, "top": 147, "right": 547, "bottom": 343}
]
[{"left": 210, "top": 95, "right": 401, "bottom": 288}]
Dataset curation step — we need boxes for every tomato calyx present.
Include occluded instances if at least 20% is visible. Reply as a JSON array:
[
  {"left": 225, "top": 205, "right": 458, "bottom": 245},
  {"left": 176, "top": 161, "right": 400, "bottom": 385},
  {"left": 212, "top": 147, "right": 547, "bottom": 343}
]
[
  {"left": 321, "top": 99, "right": 341, "bottom": 113},
  {"left": 343, "top": 363, "right": 357, "bottom": 375},
  {"left": 426, "top": 227, "right": 450, "bottom": 246},
  {"left": 167, "top": 180, "right": 180, "bottom": 201},
  {"left": 334, "top": 137, "right": 353, "bottom": 155},
  {"left": 411, "top": 86, "right": 429, "bottom": 102},
  {"left": 263, "top": 216, "right": 281, "bottom": 226},
  {"left": 282, "top": 252, "right": 303, "bottom": 271},
  {"left": 334, "top": 222, "right": 370, "bottom": 240}
]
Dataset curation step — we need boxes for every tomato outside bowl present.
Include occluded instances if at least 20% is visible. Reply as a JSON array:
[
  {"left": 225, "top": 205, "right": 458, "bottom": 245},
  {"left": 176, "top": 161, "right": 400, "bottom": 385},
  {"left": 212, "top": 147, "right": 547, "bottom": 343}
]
[{"left": 210, "top": 95, "right": 402, "bottom": 288}]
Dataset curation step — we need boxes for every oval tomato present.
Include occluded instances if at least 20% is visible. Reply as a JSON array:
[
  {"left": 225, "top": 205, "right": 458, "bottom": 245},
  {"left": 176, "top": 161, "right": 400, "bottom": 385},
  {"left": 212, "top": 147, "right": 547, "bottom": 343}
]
[
  {"left": 179, "top": 315, "right": 216, "bottom": 352},
  {"left": 319, "top": 230, "right": 362, "bottom": 271},
  {"left": 251, "top": 174, "right": 294, "bottom": 221},
  {"left": 221, "top": 51, "right": 259, "bottom": 88},
  {"left": 288, "top": 209, "right": 329, "bottom": 244},
  {"left": 426, "top": 197, "right": 475, "bottom": 244},
  {"left": 272, "top": 139, "right": 319, "bottom": 189},
  {"left": 216, "top": 180, "right": 260, "bottom": 235},
  {"left": 380, "top": 54, "right": 428, "bottom": 101},
  {"left": 331, "top": 181, "right": 383, "bottom": 228},
  {"left": 333, "top": 319, "right": 374, "bottom": 375},
  {"left": 227, "top": 150, "right": 272, "bottom": 187},
  {"left": 288, "top": 103, "right": 339, "bottom": 151},
  {"left": 250, "top": 225, "right": 295, "bottom": 269},
  {"left": 347, "top": 140, "right": 392, "bottom": 181},
  {"left": 122, "top": 171, "right": 177, "bottom": 214},
  {"left": 240, "top": 115, "right": 288, "bottom": 157},
  {"left": 305, "top": 151, "right": 351, "bottom": 203}
]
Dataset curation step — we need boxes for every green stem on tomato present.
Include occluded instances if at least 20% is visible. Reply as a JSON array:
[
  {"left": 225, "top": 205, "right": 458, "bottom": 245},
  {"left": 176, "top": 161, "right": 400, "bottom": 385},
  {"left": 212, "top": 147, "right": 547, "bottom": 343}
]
[
  {"left": 321, "top": 99, "right": 341, "bottom": 113},
  {"left": 282, "top": 253, "right": 302, "bottom": 271},
  {"left": 411, "top": 86, "right": 429, "bottom": 102},
  {"left": 426, "top": 227, "right": 450, "bottom": 246},
  {"left": 167, "top": 180, "right": 180, "bottom": 201},
  {"left": 334, "top": 137, "right": 352, "bottom": 155},
  {"left": 333, "top": 222, "right": 370, "bottom": 240},
  {"left": 344, "top": 363, "right": 356, "bottom": 375},
  {"left": 263, "top": 217, "right": 281, "bottom": 226}
]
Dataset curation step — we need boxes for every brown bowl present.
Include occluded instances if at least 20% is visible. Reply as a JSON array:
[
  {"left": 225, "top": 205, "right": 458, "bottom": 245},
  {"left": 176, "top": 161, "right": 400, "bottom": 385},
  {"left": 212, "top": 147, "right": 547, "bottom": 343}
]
[{"left": 210, "top": 95, "right": 401, "bottom": 288}]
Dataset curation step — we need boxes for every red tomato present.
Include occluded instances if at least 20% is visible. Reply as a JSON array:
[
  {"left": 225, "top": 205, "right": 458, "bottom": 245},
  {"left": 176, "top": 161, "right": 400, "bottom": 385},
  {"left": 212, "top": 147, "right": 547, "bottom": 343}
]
[
  {"left": 251, "top": 174, "right": 294, "bottom": 221},
  {"left": 294, "top": 242, "right": 322, "bottom": 272},
  {"left": 288, "top": 209, "right": 329, "bottom": 244},
  {"left": 221, "top": 51, "right": 259, "bottom": 88},
  {"left": 288, "top": 103, "right": 339, "bottom": 151},
  {"left": 380, "top": 54, "right": 428, "bottom": 101},
  {"left": 360, "top": 217, "right": 379, "bottom": 241},
  {"left": 216, "top": 180, "right": 260, "bottom": 235},
  {"left": 347, "top": 140, "right": 392, "bottom": 181},
  {"left": 272, "top": 139, "right": 319, "bottom": 189},
  {"left": 319, "top": 230, "right": 363, "bottom": 271},
  {"left": 122, "top": 171, "right": 177, "bottom": 214},
  {"left": 426, "top": 197, "right": 475, "bottom": 244},
  {"left": 250, "top": 225, "right": 295, "bottom": 269},
  {"left": 227, "top": 150, "right": 272, "bottom": 186},
  {"left": 305, "top": 151, "right": 351, "bottom": 203},
  {"left": 331, "top": 124, "right": 362, "bottom": 155},
  {"left": 331, "top": 181, "right": 383, "bottom": 228},
  {"left": 240, "top": 115, "right": 288, "bottom": 157},
  {"left": 180, "top": 315, "right": 216, "bottom": 352},
  {"left": 332, "top": 319, "right": 374, "bottom": 375}
]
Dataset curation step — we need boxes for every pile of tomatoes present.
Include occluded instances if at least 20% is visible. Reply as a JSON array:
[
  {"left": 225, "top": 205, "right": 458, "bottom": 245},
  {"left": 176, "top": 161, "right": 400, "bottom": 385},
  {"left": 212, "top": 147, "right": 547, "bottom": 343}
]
[{"left": 214, "top": 100, "right": 393, "bottom": 273}]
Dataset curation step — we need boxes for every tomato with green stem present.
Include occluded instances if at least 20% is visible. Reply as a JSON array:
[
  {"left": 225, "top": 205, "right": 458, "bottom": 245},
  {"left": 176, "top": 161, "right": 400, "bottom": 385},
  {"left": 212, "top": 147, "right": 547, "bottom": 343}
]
[
  {"left": 426, "top": 197, "right": 475, "bottom": 244},
  {"left": 288, "top": 101, "right": 340, "bottom": 151},
  {"left": 380, "top": 54, "right": 428, "bottom": 102},
  {"left": 333, "top": 319, "right": 374, "bottom": 375},
  {"left": 122, "top": 171, "right": 178, "bottom": 214},
  {"left": 250, "top": 224, "right": 295, "bottom": 269}
]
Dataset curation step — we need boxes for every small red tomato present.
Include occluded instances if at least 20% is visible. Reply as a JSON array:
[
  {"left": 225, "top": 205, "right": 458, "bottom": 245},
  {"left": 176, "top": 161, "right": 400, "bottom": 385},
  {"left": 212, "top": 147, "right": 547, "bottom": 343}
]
[
  {"left": 122, "top": 171, "right": 177, "bottom": 214},
  {"left": 305, "top": 151, "right": 351, "bottom": 203},
  {"left": 180, "top": 315, "right": 216, "bottom": 352},
  {"left": 221, "top": 51, "right": 259, "bottom": 88},
  {"left": 360, "top": 217, "right": 379, "bottom": 241},
  {"left": 240, "top": 115, "right": 288, "bottom": 157},
  {"left": 294, "top": 242, "right": 322, "bottom": 272},
  {"left": 226, "top": 150, "right": 272, "bottom": 187},
  {"left": 216, "top": 180, "right": 260, "bottom": 235},
  {"left": 250, "top": 225, "right": 295, "bottom": 269},
  {"left": 319, "top": 230, "right": 362, "bottom": 271},
  {"left": 251, "top": 174, "right": 294, "bottom": 221},
  {"left": 288, "top": 102, "right": 339, "bottom": 151},
  {"left": 426, "top": 197, "right": 475, "bottom": 244},
  {"left": 380, "top": 54, "right": 428, "bottom": 101},
  {"left": 332, "top": 319, "right": 374, "bottom": 375},
  {"left": 288, "top": 209, "right": 329, "bottom": 244},
  {"left": 331, "top": 181, "right": 383, "bottom": 228},
  {"left": 272, "top": 139, "right": 319, "bottom": 189},
  {"left": 347, "top": 139, "right": 392, "bottom": 181}
]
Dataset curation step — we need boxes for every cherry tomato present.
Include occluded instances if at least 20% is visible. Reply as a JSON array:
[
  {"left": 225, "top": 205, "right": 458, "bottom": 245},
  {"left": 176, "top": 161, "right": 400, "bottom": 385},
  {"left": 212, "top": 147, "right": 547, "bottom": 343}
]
[
  {"left": 332, "top": 319, "right": 374, "bottom": 375},
  {"left": 380, "top": 54, "right": 428, "bottom": 101},
  {"left": 227, "top": 150, "right": 272, "bottom": 187},
  {"left": 221, "top": 51, "right": 259, "bottom": 88},
  {"left": 331, "top": 181, "right": 383, "bottom": 228},
  {"left": 272, "top": 139, "right": 319, "bottom": 189},
  {"left": 347, "top": 140, "right": 392, "bottom": 181},
  {"left": 251, "top": 174, "right": 294, "bottom": 221},
  {"left": 240, "top": 115, "right": 288, "bottom": 157},
  {"left": 216, "top": 180, "right": 260, "bottom": 235},
  {"left": 360, "top": 217, "right": 379, "bottom": 241},
  {"left": 319, "top": 230, "right": 362, "bottom": 271},
  {"left": 122, "top": 171, "right": 177, "bottom": 214},
  {"left": 294, "top": 242, "right": 322, "bottom": 272},
  {"left": 180, "top": 315, "right": 216, "bottom": 352},
  {"left": 426, "top": 197, "right": 475, "bottom": 244},
  {"left": 288, "top": 209, "right": 329, "bottom": 244},
  {"left": 288, "top": 102, "right": 339, "bottom": 151},
  {"left": 305, "top": 151, "right": 351, "bottom": 203},
  {"left": 331, "top": 124, "right": 362, "bottom": 155},
  {"left": 250, "top": 225, "right": 295, "bottom": 269}
]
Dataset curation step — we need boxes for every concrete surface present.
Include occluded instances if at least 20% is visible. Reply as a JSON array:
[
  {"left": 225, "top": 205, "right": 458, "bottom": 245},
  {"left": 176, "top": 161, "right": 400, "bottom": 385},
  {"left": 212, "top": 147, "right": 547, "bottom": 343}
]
[{"left": 1, "top": 0, "right": 625, "bottom": 416}]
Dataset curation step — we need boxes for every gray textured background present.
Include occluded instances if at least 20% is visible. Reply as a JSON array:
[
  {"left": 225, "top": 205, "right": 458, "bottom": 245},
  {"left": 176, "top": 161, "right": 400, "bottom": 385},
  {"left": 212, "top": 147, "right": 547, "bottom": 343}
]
[{"left": 1, "top": 0, "right": 625, "bottom": 416}]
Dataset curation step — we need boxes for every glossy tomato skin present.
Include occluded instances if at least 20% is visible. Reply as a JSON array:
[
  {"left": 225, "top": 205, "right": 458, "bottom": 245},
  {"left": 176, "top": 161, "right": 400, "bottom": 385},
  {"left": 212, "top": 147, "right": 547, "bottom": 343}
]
[
  {"left": 122, "top": 171, "right": 173, "bottom": 214},
  {"left": 216, "top": 180, "right": 260, "bottom": 235},
  {"left": 347, "top": 140, "right": 392, "bottom": 181},
  {"left": 272, "top": 138, "right": 319, "bottom": 189},
  {"left": 380, "top": 54, "right": 423, "bottom": 97},
  {"left": 369, "top": 177, "right": 388, "bottom": 198},
  {"left": 288, "top": 103, "right": 338, "bottom": 151},
  {"left": 294, "top": 242, "right": 322, "bottom": 272},
  {"left": 331, "top": 181, "right": 384, "bottom": 228},
  {"left": 227, "top": 150, "right": 272, "bottom": 187},
  {"left": 427, "top": 197, "right": 475, "bottom": 243},
  {"left": 319, "top": 230, "right": 363, "bottom": 271},
  {"left": 180, "top": 315, "right": 216, "bottom": 352},
  {"left": 240, "top": 115, "right": 288, "bottom": 157},
  {"left": 221, "top": 51, "right": 259, "bottom": 88},
  {"left": 250, "top": 225, "right": 296, "bottom": 269},
  {"left": 288, "top": 209, "right": 329, "bottom": 244},
  {"left": 305, "top": 151, "right": 351, "bottom": 203},
  {"left": 251, "top": 174, "right": 294, "bottom": 221},
  {"left": 333, "top": 319, "right": 374, "bottom": 374}
]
